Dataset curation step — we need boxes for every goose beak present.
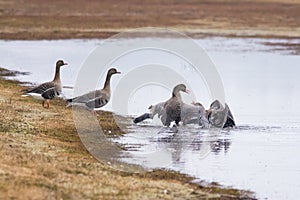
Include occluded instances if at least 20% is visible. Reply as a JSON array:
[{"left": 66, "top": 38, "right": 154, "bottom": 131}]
[
  {"left": 185, "top": 89, "right": 190, "bottom": 94},
  {"left": 116, "top": 71, "right": 121, "bottom": 74},
  {"left": 64, "top": 62, "right": 68, "bottom": 65}
]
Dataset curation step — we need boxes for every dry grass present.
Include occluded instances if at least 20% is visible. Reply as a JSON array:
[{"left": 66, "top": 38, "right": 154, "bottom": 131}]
[
  {"left": 0, "top": 69, "right": 255, "bottom": 199},
  {"left": 0, "top": 0, "right": 300, "bottom": 39}
]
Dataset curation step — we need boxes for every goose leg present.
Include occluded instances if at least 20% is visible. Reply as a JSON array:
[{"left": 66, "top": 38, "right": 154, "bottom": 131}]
[
  {"left": 46, "top": 100, "right": 50, "bottom": 108},
  {"left": 164, "top": 118, "right": 171, "bottom": 127},
  {"left": 175, "top": 118, "right": 181, "bottom": 126},
  {"left": 43, "top": 100, "right": 50, "bottom": 109}
]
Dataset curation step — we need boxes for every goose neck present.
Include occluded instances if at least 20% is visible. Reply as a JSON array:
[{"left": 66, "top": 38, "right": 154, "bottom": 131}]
[
  {"left": 53, "top": 66, "right": 61, "bottom": 82},
  {"left": 103, "top": 72, "right": 113, "bottom": 90}
]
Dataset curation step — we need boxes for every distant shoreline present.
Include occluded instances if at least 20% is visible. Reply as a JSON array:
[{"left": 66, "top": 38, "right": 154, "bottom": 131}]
[
  {"left": 2, "top": 28, "right": 300, "bottom": 41},
  {"left": 0, "top": 0, "right": 299, "bottom": 40}
]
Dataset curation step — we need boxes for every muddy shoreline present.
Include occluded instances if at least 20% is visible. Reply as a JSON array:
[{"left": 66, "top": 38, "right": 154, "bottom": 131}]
[
  {"left": 1, "top": 0, "right": 300, "bottom": 40},
  {"left": 0, "top": 68, "right": 255, "bottom": 199}
]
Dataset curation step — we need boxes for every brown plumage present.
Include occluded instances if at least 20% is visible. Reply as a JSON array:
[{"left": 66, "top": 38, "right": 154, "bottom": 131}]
[
  {"left": 66, "top": 68, "right": 121, "bottom": 110},
  {"left": 162, "top": 84, "right": 189, "bottom": 126},
  {"left": 22, "top": 60, "right": 68, "bottom": 108}
]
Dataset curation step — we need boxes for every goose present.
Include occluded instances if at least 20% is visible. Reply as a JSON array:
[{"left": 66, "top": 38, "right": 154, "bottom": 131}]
[
  {"left": 206, "top": 100, "right": 235, "bottom": 128},
  {"left": 22, "top": 60, "right": 68, "bottom": 108},
  {"left": 134, "top": 84, "right": 191, "bottom": 126},
  {"left": 133, "top": 84, "right": 189, "bottom": 126},
  {"left": 66, "top": 68, "right": 120, "bottom": 110},
  {"left": 162, "top": 84, "right": 189, "bottom": 126},
  {"left": 134, "top": 101, "right": 209, "bottom": 127}
]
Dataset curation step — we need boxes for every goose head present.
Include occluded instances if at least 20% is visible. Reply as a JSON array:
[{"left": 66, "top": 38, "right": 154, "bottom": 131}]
[
  {"left": 53, "top": 60, "right": 68, "bottom": 82},
  {"left": 172, "top": 84, "right": 189, "bottom": 97},
  {"left": 56, "top": 60, "right": 68, "bottom": 68},
  {"left": 108, "top": 68, "right": 121, "bottom": 76},
  {"left": 103, "top": 68, "right": 121, "bottom": 89}
]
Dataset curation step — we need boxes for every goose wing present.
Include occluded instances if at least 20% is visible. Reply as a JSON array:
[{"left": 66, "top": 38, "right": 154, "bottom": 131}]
[
  {"left": 148, "top": 102, "right": 165, "bottom": 118},
  {"left": 24, "top": 82, "right": 55, "bottom": 95},
  {"left": 210, "top": 99, "right": 223, "bottom": 110},
  {"left": 85, "top": 92, "right": 110, "bottom": 109},
  {"left": 69, "top": 90, "right": 102, "bottom": 103},
  {"left": 69, "top": 90, "right": 109, "bottom": 109},
  {"left": 224, "top": 103, "right": 235, "bottom": 127},
  {"left": 41, "top": 86, "right": 61, "bottom": 99},
  {"left": 24, "top": 82, "right": 60, "bottom": 100}
]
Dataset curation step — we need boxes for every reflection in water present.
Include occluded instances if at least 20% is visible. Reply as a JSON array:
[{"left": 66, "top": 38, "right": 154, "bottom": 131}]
[
  {"left": 210, "top": 138, "right": 231, "bottom": 154},
  {"left": 113, "top": 124, "right": 233, "bottom": 167},
  {"left": 113, "top": 124, "right": 300, "bottom": 200},
  {"left": 187, "top": 133, "right": 232, "bottom": 155}
]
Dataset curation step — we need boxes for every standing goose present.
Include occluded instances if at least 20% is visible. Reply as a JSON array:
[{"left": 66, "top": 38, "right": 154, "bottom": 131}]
[
  {"left": 162, "top": 84, "right": 189, "bottom": 126},
  {"left": 66, "top": 68, "right": 120, "bottom": 110},
  {"left": 22, "top": 60, "right": 68, "bottom": 108}
]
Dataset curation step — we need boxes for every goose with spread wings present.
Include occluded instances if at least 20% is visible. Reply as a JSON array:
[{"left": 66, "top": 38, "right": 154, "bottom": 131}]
[
  {"left": 134, "top": 84, "right": 190, "bottom": 126},
  {"left": 162, "top": 84, "right": 190, "bottom": 126}
]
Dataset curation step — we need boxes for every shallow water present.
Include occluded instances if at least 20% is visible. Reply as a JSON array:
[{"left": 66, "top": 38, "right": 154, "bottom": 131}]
[
  {"left": 116, "top": 124, "right": 300, "bottom": 199},
  {"left": 1, "top": 37, "right": 300, "bottom": 199}
]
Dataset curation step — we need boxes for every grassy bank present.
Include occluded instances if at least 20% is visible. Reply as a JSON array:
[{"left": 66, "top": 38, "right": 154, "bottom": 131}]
[{"left": 0, "top": 68, "right": 255, "bottom": 199}]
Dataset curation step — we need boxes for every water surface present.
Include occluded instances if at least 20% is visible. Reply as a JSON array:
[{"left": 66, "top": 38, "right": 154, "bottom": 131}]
[{"left": 1, "top": 37, "right": 300, "bottom": 199}]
